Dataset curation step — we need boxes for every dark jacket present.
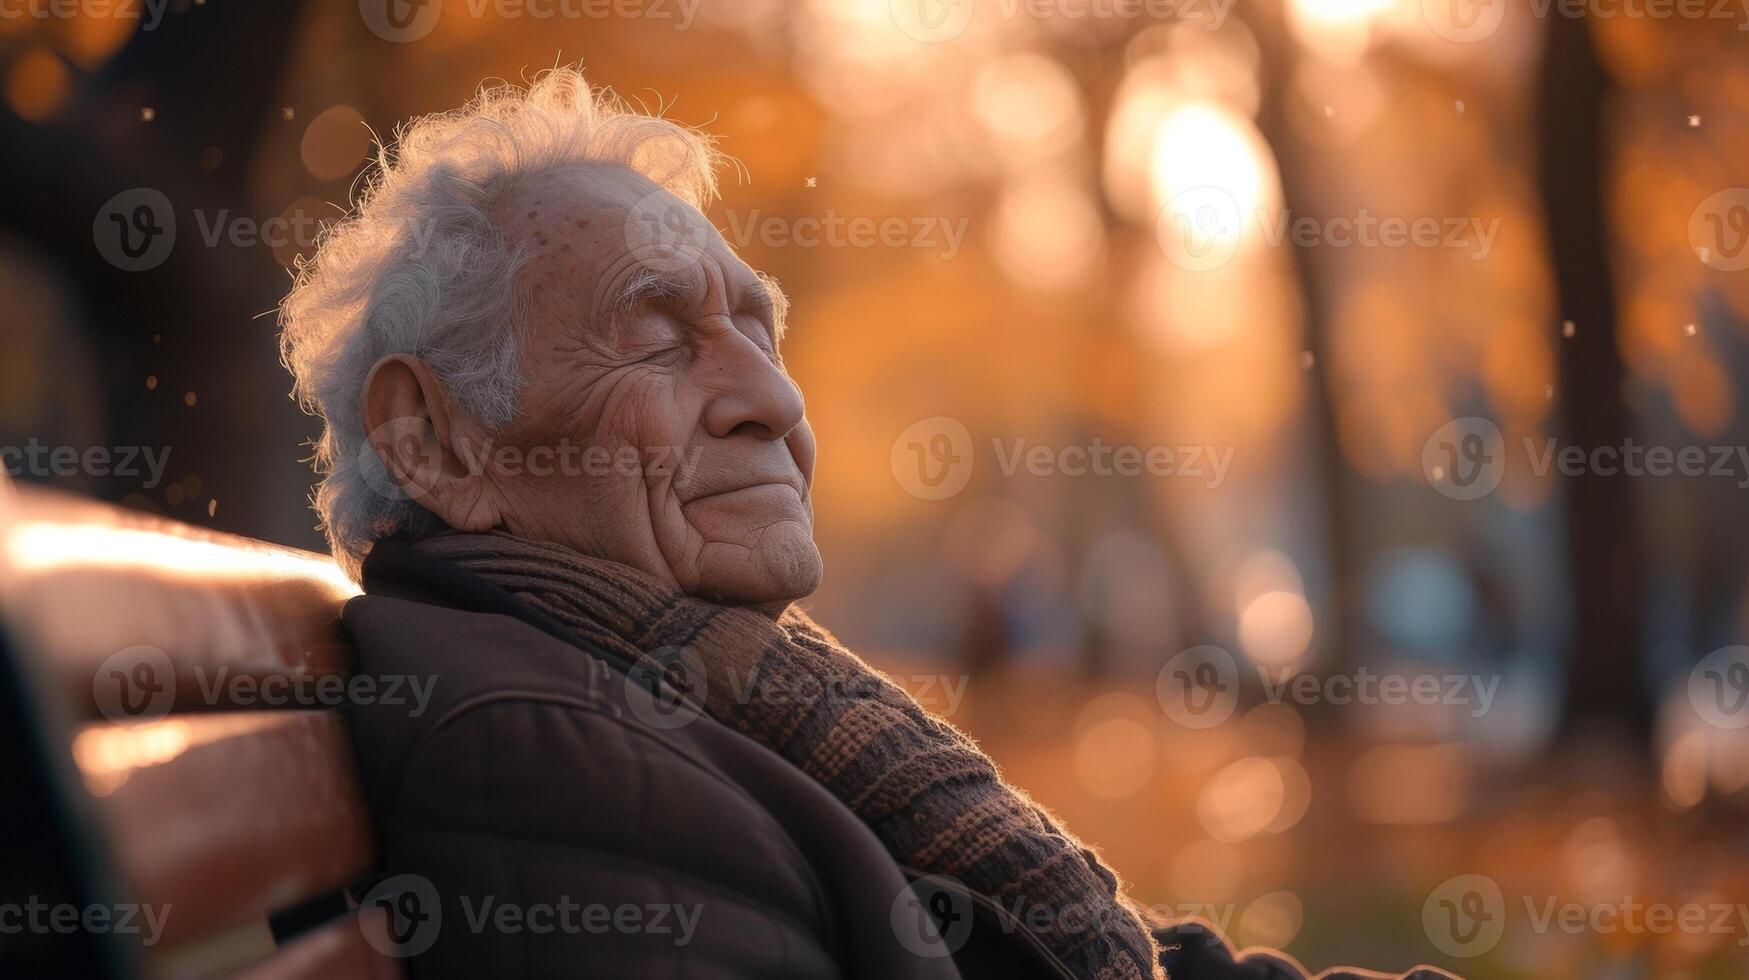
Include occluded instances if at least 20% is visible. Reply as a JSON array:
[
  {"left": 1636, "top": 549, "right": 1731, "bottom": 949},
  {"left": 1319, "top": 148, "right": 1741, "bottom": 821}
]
[{"left": 344, "top": 540, "right": 1456, "bottom": 980}]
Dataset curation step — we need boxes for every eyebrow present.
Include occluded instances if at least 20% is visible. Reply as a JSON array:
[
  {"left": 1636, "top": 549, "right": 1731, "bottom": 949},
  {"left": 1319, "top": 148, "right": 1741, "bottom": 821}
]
[
  {"left": 750, "top": 271, "right": 791, "bottom": 342},
  {"left": 611, "top": 267, "right": 687, "bottom": 313},
  {"left": 610, "top": 266, "right": 790, "bottom": 341}
]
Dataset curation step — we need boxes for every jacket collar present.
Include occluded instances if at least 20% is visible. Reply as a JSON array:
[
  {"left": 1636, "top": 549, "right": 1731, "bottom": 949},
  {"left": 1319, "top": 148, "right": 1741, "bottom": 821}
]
[{"left": 356, "top": 536, "right": 640, "bottom": 677}]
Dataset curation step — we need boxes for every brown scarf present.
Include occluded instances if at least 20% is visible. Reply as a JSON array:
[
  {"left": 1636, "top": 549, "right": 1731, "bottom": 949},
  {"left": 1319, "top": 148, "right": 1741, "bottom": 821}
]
[{"left": 415, "top": 531, "right": 1164, "bottom": 979}]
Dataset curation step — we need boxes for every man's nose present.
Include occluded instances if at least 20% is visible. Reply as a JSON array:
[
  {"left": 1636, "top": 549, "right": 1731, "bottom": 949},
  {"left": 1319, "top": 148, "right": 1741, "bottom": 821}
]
[{"left": 702, "top": 338, "right": 805, "bottom": 441}]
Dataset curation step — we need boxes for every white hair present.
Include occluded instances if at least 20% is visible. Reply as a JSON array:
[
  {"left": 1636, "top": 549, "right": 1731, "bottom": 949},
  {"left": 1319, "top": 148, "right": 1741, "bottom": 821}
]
[{"left": 279, "top": 67, "right": 723, "bottom": 578}]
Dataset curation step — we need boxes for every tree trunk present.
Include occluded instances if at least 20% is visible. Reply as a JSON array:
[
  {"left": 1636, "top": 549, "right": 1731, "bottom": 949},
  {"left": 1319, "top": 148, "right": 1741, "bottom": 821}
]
[{"left": 1535, "top": 15, "right": 1654, "bottom": 747}]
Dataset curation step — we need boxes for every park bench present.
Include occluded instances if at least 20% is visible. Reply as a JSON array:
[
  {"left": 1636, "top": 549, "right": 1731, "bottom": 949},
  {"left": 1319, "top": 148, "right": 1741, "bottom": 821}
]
[{"left": 0, "top": 481, "right": 404, "bottom": 979}]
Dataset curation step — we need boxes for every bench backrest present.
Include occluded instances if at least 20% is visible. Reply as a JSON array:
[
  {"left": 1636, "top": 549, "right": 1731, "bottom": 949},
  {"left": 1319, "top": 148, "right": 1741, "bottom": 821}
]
[{"left": 0, "top": 483, "right": 402, "bottom": 978}]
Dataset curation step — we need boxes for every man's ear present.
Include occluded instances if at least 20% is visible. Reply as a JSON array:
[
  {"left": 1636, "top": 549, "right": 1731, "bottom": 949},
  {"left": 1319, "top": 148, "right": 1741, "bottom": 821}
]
[{"left": 360, "top": 354, "right": 503, "bottom": 532}]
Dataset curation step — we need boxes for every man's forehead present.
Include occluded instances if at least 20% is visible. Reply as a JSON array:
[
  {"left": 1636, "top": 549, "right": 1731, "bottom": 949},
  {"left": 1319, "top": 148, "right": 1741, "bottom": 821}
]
[
  {"left": 507, "top": 165, "right": 680, "bottom": 225},
  {"left": 506, "top": 166, "right": 722, "bottom": 259},
  {"left": 502, "top": 167, "right": 780, "bottom": 325}
]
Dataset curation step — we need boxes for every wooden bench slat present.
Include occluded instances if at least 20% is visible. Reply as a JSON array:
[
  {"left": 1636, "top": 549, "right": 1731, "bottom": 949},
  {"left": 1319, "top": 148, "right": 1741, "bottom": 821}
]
[
  {"left": 0, "top": 488, "right": 360, "bottom": 718},
  {"left": 73, "top": 711, "right": 377, "bottom": 947},
  {"left": 2, "top": 487, "right": 401, "bottom": 977}
]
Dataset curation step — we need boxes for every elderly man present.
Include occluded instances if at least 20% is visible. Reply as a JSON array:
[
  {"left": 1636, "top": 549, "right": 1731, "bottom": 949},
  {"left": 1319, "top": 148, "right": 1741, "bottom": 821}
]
[{"left": 280, "top": 70, "right": 1451, "bottom": 980}]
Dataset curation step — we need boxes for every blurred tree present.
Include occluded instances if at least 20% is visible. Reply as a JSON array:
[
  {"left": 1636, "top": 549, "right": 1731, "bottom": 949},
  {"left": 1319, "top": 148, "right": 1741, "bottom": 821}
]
[
  {"left": 1535, "top": 14, "right": 1654, "bottom": 748},
  {"left": 1246, "top": 1, "right": 1358, "bottom": 692},
  {"left": 0, "top": 2, "right": 326, "bottom": 549}
]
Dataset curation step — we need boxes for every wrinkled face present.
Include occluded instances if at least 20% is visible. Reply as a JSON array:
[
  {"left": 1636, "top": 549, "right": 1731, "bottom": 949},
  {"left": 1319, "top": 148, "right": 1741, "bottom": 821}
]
[{"left": 429, "top": 166, "right": 821, "bottom": 608}]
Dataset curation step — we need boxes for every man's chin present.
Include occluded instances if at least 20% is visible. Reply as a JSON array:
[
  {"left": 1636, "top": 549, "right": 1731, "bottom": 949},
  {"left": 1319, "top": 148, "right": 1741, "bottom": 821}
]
[{"left": 696, "top": 521, "right": 822, "bottom": 610}]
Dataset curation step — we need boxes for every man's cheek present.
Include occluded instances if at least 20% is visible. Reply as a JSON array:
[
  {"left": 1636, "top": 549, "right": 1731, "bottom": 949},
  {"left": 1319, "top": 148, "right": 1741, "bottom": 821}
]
[
  {"left": 582, "top": 385, "right": 663, "bottom": 469},
  {"left": 565, "top": 358, "right": 672, "bottom": 429},
  {"left": 639, "top": 414, "right": 706, "bottom": 490}
]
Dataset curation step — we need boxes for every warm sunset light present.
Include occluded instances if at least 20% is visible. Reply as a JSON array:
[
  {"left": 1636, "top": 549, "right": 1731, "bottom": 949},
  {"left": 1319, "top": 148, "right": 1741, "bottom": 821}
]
[
  {"left": 3, "top": 3, "right": 1746, "bottom": 978},
  {"left": 3, "top": 521, "right": 358, "bottom": 596}
]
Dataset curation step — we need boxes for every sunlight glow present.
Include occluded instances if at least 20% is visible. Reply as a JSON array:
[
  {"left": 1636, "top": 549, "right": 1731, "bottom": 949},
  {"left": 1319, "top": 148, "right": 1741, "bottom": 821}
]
[
  {"left": 1150, "top": 102, "right": 1269, "bottom": 219},
  {"left": 1238, "top": 589, "right": 1315, "bottom": 668},
  {"left": 73, "top": 714, "right": 287, "bottom": 797},
  {"left": 1198, "top": 755, "right": 1286, "bottom": 842},
  {"left": 4, "top": 520, "right": 357, "bottom": 596},
  {"left": 1286, "top": 0, "right": 1399, "bottom": 62},
  {"left": 972, "top": 53, "right": 1084, "bottom": 165}
]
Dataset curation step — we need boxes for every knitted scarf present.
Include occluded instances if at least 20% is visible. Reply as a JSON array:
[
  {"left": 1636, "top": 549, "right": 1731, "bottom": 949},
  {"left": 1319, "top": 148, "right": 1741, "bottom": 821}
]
[{"left": 415, "top": 531, "right": 1164, "bottom": 979}]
